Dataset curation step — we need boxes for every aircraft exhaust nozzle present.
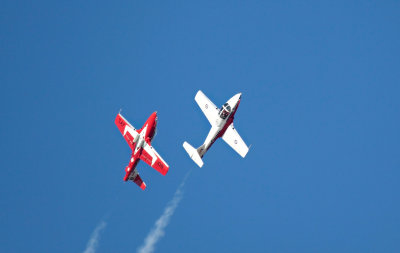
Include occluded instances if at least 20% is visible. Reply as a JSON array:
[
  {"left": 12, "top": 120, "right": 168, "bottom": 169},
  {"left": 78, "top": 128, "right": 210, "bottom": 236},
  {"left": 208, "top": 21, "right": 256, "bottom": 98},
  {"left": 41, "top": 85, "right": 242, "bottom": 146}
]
[{"left": 183, "top": 141, "right": 204, "bottom": 168}]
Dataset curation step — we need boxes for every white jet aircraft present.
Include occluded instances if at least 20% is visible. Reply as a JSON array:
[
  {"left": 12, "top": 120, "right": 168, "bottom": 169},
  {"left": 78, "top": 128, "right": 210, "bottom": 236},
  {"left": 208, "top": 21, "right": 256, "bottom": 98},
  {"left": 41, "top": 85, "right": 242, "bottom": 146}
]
[{"left": 183, "top": 90, "right": 249, "bottom": 167}]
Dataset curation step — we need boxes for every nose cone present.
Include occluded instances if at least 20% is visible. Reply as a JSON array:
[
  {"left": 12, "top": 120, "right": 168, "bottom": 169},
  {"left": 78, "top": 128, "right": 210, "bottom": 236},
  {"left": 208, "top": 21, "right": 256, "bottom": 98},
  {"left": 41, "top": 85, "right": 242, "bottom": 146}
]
[
  {"left": 227, "top": 92, "right": 242, "bottom": 108},
  {"left": 150, "top": 111, "right": 157, "bottom": 120},
  {"left": 145, "top": 111, "right": 158, "bottom": 128}
]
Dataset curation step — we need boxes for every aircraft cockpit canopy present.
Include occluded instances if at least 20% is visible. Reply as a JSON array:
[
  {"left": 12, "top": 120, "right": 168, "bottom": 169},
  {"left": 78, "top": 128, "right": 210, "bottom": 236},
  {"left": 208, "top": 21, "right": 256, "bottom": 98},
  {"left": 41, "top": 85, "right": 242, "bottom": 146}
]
[{"left": 219, "top": 103, "right": 232, "bottom": 119}]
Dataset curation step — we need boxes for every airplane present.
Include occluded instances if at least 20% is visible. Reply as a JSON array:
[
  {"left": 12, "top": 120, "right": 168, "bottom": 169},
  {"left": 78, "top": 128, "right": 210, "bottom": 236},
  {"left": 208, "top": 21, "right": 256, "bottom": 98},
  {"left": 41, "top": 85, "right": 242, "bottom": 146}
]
[
  {"left": 115, "top": 111, "right": 169, "bottom": 190},
  {"left": 183, "top": 90, "right": 249, "bottom": 167}
]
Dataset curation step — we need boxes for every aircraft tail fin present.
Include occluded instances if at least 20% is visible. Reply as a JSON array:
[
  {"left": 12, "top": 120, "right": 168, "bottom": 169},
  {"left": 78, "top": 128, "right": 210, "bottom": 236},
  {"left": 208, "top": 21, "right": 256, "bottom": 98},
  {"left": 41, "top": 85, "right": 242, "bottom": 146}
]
[{"left": 183, "top": 142, "right": 204, "bottom": 168}]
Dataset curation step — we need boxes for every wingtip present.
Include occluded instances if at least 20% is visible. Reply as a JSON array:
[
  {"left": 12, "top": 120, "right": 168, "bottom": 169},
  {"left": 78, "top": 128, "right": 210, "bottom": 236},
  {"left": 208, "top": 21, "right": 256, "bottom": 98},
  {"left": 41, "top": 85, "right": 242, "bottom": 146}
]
[
  {"left": 241, "top": 145, "right": 251, "bottom": 158},
  {"left": 140, "top": 182, "right": 146, "bottom": 190},
  {"left": 161, "top": 167, "right": 169, "bottom": 176},
  {"left": 195, "top": 90, "right": 203, "bottom": 98}
]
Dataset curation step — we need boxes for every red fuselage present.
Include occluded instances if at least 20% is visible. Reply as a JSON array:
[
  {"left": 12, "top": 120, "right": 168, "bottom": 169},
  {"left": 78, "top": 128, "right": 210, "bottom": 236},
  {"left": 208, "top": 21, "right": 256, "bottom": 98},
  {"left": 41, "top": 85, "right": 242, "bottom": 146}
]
[{"left": 123, "top": 112, "right": 158, "bottom": 181}]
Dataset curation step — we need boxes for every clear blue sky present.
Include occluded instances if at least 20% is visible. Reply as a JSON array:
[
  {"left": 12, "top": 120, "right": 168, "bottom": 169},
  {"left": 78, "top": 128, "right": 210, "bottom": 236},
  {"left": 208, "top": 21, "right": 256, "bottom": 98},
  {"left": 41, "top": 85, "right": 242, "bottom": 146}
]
[{"left": 1, "top": 1, "right": 400, "bottom": 252}]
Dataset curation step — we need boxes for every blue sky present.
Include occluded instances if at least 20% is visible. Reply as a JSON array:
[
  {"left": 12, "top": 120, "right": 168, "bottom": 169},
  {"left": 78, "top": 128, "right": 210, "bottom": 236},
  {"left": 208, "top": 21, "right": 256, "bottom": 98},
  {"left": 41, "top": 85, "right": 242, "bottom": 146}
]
[{"left": 1, "top": 1, "right": 400, "bottom": 252}]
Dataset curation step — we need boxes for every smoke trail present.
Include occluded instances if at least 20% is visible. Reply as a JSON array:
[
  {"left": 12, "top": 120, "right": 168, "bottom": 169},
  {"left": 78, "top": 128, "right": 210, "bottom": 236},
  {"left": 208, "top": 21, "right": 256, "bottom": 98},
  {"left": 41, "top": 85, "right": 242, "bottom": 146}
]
[
  {"left": 137, "top": 172, "right": 191, "bottom": 253},
  {"left": 82, "top": 220, "right": 107, "bottom": 253}
]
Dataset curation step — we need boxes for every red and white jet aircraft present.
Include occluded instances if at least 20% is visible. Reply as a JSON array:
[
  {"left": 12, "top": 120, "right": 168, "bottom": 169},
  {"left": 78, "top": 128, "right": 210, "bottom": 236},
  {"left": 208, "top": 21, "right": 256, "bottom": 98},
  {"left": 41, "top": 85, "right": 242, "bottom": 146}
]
[
  {"left": 115, "top": 112, "right": 169, "bottom": 190},
  {"left": 183, "top": 90, "right": 249, "bottom": 167}
]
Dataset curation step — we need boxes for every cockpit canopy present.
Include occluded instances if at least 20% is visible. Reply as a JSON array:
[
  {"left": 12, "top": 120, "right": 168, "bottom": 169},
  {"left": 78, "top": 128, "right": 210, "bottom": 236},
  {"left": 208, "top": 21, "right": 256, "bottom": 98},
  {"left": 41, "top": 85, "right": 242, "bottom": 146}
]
[{"left": 219, "top": 103, "right": 232, "bottom": 119}]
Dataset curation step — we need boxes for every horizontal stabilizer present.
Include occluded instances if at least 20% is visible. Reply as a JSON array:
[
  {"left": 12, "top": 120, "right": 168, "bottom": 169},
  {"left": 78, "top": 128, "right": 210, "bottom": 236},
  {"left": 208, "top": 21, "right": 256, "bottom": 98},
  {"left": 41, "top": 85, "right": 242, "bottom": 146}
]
[
  {"left": 183, "top": 141, "right": 204, "bottom": 168},
  {"left": 133, "top": 174, "right": 146, "bottom": 190},
  {"left": 126, "top": 168, "right": 147, "bottom": 190}
]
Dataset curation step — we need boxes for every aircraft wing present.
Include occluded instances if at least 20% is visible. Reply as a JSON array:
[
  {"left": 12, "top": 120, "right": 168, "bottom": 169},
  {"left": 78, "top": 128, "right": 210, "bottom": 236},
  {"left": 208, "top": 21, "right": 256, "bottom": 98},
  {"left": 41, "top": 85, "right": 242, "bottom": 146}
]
[
  {"left": 140, "top": 143, "right": 169, "bottom": 175},
  {"left": 195, "top": 90, "right": 219, "bottom": 126},
  {"left": 222, "top": 123, "right": 249, "bottom": 158},
  {"left": 115, "top": 113, "right": 139, "bottom": 150}
]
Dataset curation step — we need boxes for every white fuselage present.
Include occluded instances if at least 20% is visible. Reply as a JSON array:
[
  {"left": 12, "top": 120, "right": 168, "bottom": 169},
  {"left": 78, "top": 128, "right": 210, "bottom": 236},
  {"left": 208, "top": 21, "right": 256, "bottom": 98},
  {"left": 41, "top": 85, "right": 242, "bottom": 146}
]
[
  {"left": 198, "top": 93, "right": 241, "bottom": 157},
  {"left": 134, "top": 125, "right": 147, "bottom": 155}
]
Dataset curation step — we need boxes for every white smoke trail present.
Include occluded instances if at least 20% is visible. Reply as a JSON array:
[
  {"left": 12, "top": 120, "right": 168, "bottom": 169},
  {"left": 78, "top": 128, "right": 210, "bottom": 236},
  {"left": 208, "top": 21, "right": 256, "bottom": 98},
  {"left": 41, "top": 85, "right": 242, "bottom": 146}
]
[
  {"left": 82, "top": 220, "right": 107, "bottom": 253},
  {"left": 137, "top": 172, "right": 191, "bottom": 253}
]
